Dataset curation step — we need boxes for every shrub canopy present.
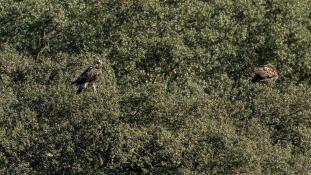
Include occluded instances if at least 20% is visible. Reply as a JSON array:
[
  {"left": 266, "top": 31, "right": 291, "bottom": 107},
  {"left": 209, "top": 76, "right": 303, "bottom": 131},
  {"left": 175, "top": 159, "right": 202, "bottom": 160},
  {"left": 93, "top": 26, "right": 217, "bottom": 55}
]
[{"left": 0, "top": 0, "right": 311, "bottom": 174}]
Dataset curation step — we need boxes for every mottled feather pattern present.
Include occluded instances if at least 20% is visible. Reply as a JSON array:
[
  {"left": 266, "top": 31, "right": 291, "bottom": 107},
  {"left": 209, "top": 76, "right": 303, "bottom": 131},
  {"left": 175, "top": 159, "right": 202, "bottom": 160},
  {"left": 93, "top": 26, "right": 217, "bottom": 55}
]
[
  {"left": 72, "top": 60, "right": 102, "bottom": 94},
  {"left": 252, "top": 64, "right": 279, "bottom": 82}
]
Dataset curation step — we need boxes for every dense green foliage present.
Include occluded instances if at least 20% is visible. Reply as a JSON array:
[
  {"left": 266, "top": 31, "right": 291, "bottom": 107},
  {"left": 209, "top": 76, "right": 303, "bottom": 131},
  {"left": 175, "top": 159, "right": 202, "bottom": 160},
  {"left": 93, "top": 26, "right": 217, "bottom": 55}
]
[{"left": 1, "top": 0, "right": 311, "bottom": 174}]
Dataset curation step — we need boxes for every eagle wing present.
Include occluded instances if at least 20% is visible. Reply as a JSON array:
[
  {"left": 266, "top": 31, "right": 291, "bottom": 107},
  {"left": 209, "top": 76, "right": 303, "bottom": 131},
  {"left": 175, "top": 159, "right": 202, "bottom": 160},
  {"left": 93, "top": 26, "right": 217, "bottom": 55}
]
[
  {"left": 72, "top": 66, "right": 93, "bottom": 85},
  {"left": 72, "top": 66, "right": 102, "bottom": 85},
  {"left": 254, "top": 66, "right": 276, "bottom": 78}
]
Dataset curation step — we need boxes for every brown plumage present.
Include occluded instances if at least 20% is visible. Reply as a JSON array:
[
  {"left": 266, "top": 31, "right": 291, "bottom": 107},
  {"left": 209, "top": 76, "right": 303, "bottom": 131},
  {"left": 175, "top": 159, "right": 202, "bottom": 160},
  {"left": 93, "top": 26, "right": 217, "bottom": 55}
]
[
  {"left": 252, "top": 64, "right": 279, "bottom": 83},
  {"left": 72, "top": 60, "right": 102, "bottom": 94}
]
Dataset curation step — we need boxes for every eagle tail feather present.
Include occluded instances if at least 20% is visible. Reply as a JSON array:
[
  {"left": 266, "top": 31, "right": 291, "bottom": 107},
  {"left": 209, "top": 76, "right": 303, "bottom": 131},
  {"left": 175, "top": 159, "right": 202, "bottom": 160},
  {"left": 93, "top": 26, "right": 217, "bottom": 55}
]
[{"left": 77, "top": 88, "right": 83, "bottom": 94}]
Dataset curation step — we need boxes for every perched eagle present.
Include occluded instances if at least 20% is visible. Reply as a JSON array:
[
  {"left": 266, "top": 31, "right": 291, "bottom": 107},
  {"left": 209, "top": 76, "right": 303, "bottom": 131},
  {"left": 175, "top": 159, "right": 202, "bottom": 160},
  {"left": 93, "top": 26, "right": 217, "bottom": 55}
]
[
  {"left": 72, "top": 60, "right": 102, "bottom": 94},
  {"left": 252, "top": 64, "right": 279, "bottom": 83}
]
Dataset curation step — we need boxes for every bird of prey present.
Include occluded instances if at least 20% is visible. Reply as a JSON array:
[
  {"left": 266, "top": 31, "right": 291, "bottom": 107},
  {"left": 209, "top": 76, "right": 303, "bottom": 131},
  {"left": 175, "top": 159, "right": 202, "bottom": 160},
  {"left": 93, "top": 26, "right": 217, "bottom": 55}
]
[
  {"left": 252, "top": 64, "right": 279, "bottom": 83},
  {"left": 72, "top": 60, "right": 102, "bottom": 94}
]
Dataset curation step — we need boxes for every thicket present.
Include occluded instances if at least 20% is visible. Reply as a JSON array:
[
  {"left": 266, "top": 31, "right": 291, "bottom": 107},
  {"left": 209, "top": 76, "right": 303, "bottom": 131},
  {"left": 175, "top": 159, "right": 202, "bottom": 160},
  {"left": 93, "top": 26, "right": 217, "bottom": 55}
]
[{"left": 0, "top": 0, "right": 311, "bottom": 174}]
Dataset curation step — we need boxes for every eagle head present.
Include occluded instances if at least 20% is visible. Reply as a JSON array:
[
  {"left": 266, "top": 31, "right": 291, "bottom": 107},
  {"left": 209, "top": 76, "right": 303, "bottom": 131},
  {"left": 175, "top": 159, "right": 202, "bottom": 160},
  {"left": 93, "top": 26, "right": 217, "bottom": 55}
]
[
  {"left": 94, "top": 59, "right": 102, "bottom": 69},
  {"left": 95, "top": 59, "right": 102, "bottom": 65}
]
